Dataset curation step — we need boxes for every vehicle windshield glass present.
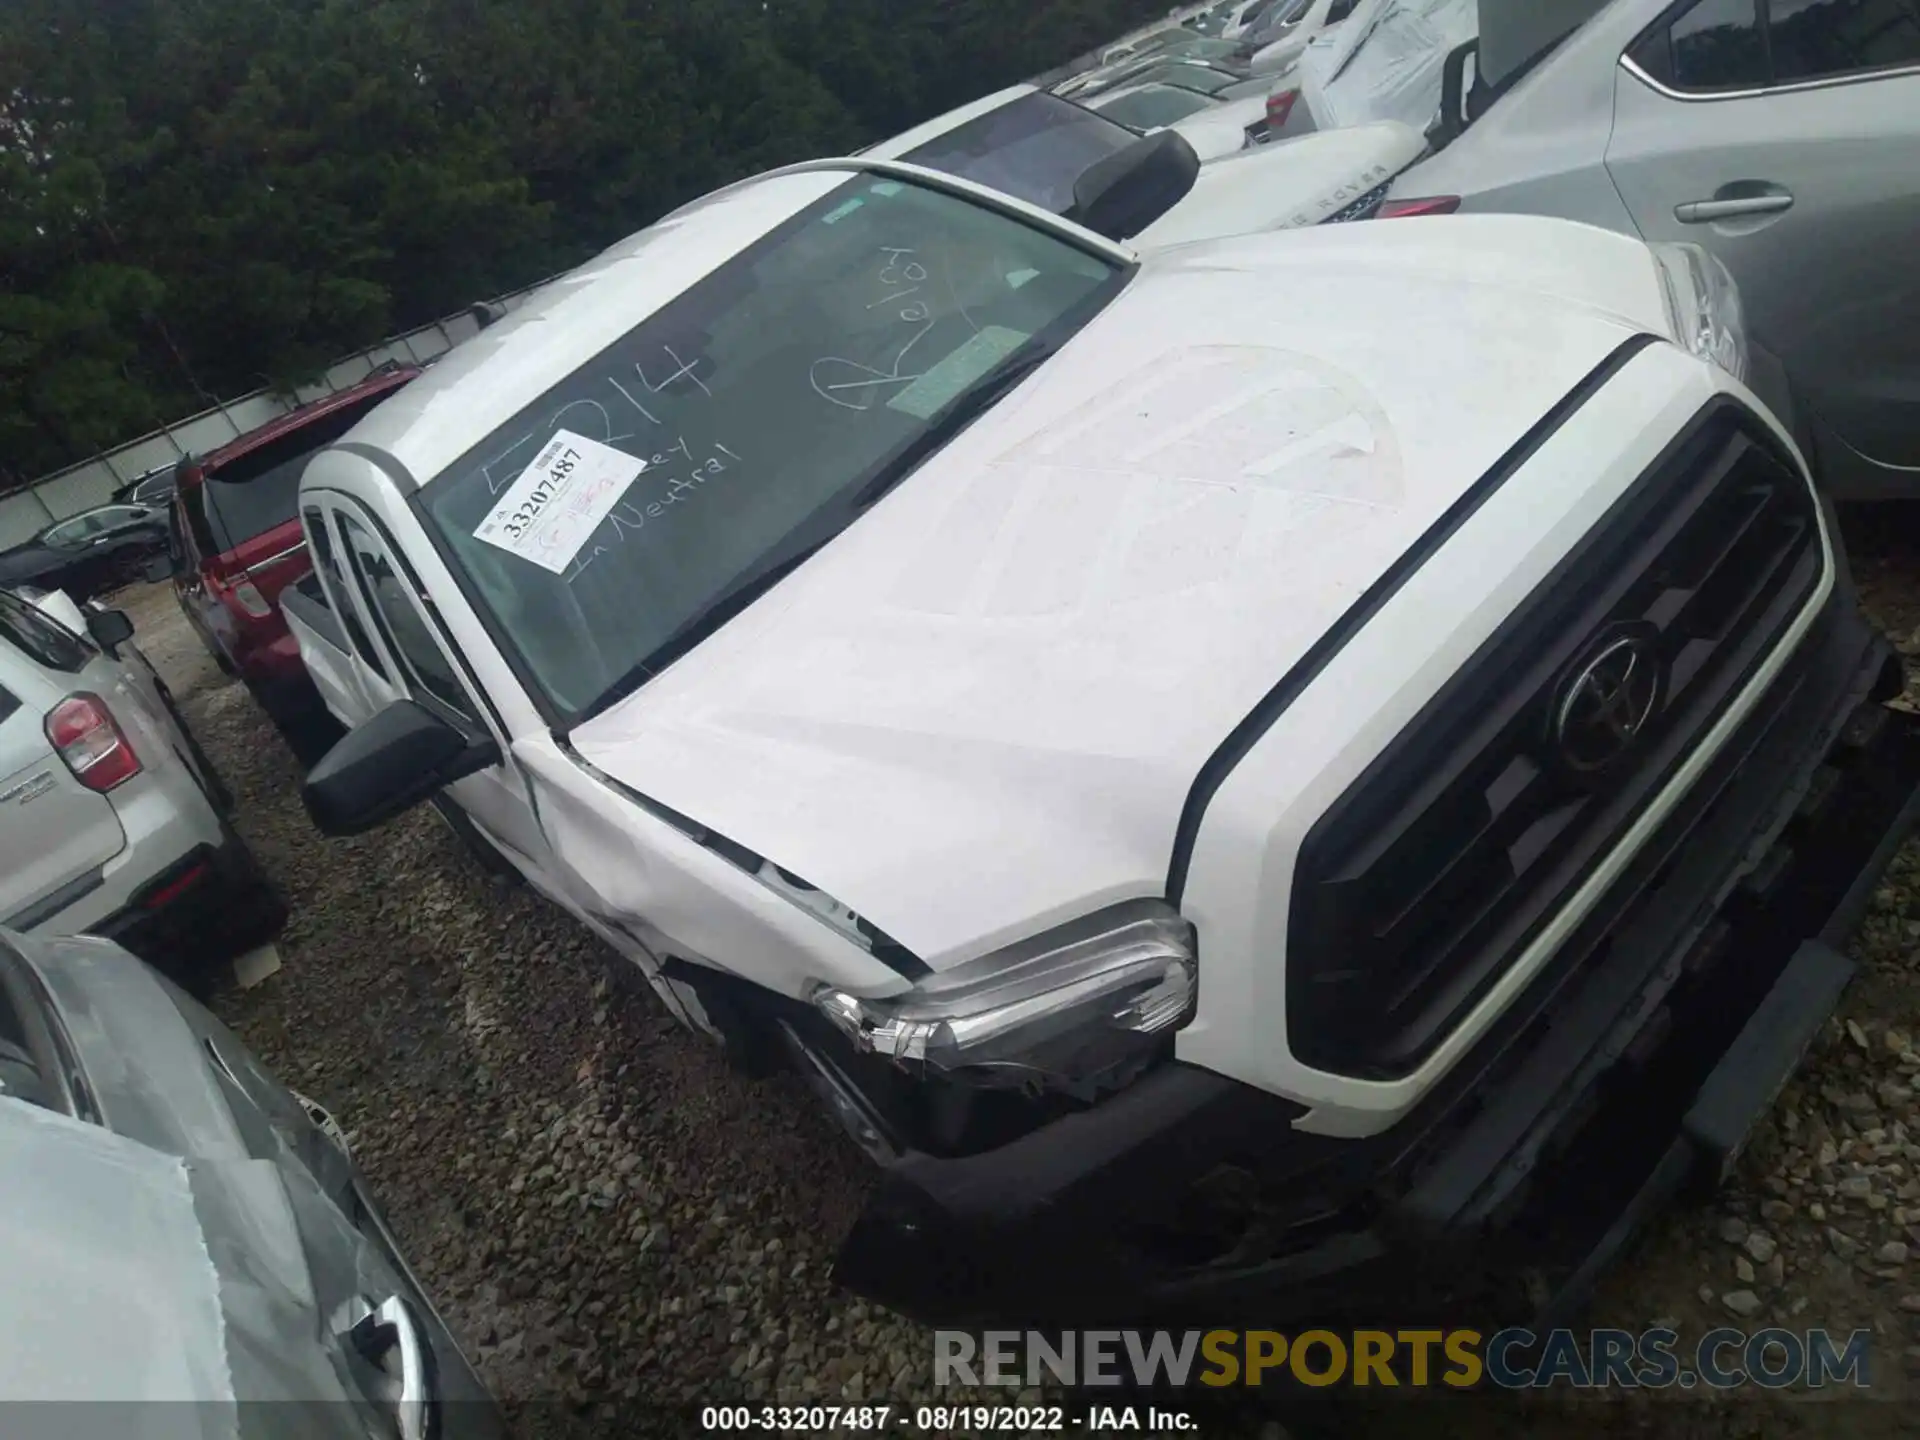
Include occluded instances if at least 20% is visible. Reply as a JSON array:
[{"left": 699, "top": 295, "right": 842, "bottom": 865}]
[
  {"left": 419, "top": 175, "right": 1123, "bottom": 719},
  {"left": 900, "top": 93, "right": 1140, "bottom": 215},
  {"left": 1092, "top": 86, "right": 1213, "bottom": 128},
  {"left": 1142, "top": 63, "right": 1240, "bottom": 94},
  {"left": 193, "top": 386, "right": 407, "bottom": 556}
]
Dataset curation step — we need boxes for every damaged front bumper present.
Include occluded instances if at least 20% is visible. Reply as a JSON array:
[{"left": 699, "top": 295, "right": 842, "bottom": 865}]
[{"left": 829, "top": 561, "right": 1920, "bottom": 1330}]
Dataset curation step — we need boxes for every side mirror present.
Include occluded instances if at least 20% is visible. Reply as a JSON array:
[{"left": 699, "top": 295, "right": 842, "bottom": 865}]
[
  {"left": 302, "top": 699, "right": 500, "bottom": 837},
  {"left": 1433, "top": 38, "right": 1478, "bottom": 149},
  {"left": 142, "top": 554, "right": 174, "bottom": 584},
  {"left": 1068, "top": 129, "right": 1202, "bottom": 241},
  {"left": 86, "top": 609, "right": 135, "bottom": 656}
]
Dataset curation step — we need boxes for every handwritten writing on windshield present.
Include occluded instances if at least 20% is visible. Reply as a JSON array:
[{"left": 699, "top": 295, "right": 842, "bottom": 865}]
[
  {"left": 809, "top": 246, "right": 941, "bottom": 412},
  {"left": 473, "top": 345, "right": 713, "bottom": 500},
  {"left": 562, "top": 436, "right": 742, "bottom": 584}
]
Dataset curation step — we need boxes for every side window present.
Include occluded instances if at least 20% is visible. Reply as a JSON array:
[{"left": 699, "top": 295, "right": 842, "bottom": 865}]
[
  {"left": 1327, "top": 0, "right": 1360, "bottom": 22},
  {"left": 304, "top": 507, "right": 387, "bottom": 679},
  {"left": 1767, "top": 0, "right": 1920, "bottom": 82},
  {"left": 0, "top": 591, "right": 91, "bottom": 673},
  {"left": 0, "top": 980, "right": 53, "bottom": 1111},
  {"left": 338, "top": 515, "right": 479, "bottom": 726},
  {"left": 42, "top": 516, "right": 96, "bottom": 547},
  {"left": 1636, "top": 0, "right": 1769, "bottom": 90}
]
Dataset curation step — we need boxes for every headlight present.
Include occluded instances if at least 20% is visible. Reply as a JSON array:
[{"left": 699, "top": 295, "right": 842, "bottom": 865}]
[
  {"left": 809, "top": 900, "right": 1196, "bottom": 1101},
  {"left": 1651, "top": 241, "right": 1748, "bottom": 383}
]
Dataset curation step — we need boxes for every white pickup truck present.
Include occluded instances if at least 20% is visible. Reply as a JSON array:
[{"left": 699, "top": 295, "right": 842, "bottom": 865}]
[{"left": 281, "top": 147, "right": 1920, "bottom": 1328}]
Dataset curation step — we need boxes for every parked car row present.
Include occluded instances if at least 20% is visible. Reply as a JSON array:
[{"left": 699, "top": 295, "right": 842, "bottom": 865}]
[
  {"left": 7, "top": 0, "right": 1914, "bottom": 1400},
  {"left": 0, "top": 579, "right": 500, "bottom": 1423}
]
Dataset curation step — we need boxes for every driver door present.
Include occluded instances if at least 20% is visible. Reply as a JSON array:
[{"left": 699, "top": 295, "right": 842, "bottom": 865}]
[{"left": 314, "top": 499, "right": 565, "bottom": 896}]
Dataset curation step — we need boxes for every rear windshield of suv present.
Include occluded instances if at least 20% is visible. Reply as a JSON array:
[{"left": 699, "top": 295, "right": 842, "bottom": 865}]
[
  {"left": 187, "top": 385, "right": 407, "bottom": 557},
  {"left": 901, "top": 92, "right": 1141, "bottom": 215}
]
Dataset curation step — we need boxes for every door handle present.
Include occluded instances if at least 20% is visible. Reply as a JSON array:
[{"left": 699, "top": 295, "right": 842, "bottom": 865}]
[
  {"left": 1675, "top": 192, "right": 1793, "bottom": 224},
  {"left": 342, "top": 1295, "right": 436, "bottom": 1440}
]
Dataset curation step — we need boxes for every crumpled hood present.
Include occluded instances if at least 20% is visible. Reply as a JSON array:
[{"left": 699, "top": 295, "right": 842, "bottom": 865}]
[
  {"left": 1136, "top": 120, "right": 1429, "bottom": 248},
  {"left": 570, "top": 216, "right": 1672, "bottom": 970}
]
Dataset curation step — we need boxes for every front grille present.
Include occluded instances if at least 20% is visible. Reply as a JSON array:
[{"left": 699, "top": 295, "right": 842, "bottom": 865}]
[
  {"left": 1287, "top": 400, "right": 1824, "bottom": 1079},
  {"left": 1321, "top": 182, "right": 1392, "bottom": 224}
]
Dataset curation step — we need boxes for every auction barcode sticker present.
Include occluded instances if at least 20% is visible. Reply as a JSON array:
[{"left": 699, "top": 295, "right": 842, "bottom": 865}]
[{"left": 474, "top": 429, "right": 646, "bottom": 574}]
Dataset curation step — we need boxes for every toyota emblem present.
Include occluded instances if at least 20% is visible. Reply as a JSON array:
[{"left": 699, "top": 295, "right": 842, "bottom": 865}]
[{"left": 1553, "top": 631, "right": 1664, "bottom": 774}]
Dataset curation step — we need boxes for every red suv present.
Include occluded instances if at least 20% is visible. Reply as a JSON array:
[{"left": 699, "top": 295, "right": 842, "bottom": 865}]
[{"left": 166, "top": 365, "right": 420, "bottom": 756}]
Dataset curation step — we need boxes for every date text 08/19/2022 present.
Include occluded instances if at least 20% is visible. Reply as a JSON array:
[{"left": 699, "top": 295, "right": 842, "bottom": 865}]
[{"left": 698, "top": 1405, "right": 1197, "bottom": 1433}]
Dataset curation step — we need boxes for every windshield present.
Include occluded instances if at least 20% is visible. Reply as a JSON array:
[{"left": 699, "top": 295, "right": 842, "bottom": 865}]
[
  {"left": 900, "top": 93, "right": 1140, "bottom": 215},
  {"left": 192, "top": 386, "right": 408, "bottom": 556},
  {"left": 1091, "top": 86, "right": 1215, "bottom": 128},
  {"left": 1140, "top": 62, "right": 1242, "bottom": 94},
  {"left": 419, "top": 175, "right": 1123, "bottom": 718}
]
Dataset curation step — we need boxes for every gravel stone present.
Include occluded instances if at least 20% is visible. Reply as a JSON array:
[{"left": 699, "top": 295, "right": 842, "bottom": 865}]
[{"left": 1721, "top": 1290, "right": 1763, "bottom": 1318}]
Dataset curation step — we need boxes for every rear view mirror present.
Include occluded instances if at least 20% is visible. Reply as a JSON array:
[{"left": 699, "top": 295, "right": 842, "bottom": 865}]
[
  {"left": 302, "top": 699, "right": 500, "bottom": 837},
  {"left": 1068, "top": 130, "right": 1202, "bottom": 241},
  {"left": 86, "top": 609, "right": 135, "bottom": 657}
]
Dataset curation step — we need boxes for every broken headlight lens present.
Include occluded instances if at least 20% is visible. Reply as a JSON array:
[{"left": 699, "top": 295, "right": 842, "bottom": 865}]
[{"left": 810, "top": 900, "right": 1195, "bottom": 1101}]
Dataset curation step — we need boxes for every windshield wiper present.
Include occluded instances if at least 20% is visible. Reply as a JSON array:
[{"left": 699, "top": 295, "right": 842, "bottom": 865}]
[{"left": 846, "top": 341, "right": 1059, "bottom": 512}]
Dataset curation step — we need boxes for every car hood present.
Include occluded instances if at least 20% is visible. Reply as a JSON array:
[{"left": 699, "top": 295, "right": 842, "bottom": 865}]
[
  {"left": 1136, "top": 120, "right": 1427, "bottom": 247},
  {"left": 570, "top": 215, "right": 1673, "bottom": 970}
]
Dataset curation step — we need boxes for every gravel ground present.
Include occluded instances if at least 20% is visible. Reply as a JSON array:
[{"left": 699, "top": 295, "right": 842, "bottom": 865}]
[{"left": 115, "top": 516, "right": 1920, "bottom": 1436}]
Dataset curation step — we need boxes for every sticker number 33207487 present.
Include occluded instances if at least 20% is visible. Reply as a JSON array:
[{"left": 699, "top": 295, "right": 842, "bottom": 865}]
[{"left": 473, "top": 428, "right": 648, "bottom": 574}]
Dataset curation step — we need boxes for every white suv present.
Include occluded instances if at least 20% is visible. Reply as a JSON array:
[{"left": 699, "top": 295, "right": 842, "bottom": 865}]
[
  {"left": 0, "top": 588, "right": 284, "bottom": 989},
  {"left": 279, "top": 154, "right": 1920, "bottom": 1328}
]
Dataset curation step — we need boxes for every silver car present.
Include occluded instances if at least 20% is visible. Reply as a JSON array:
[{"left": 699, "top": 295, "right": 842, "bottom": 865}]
[
  {"left": 0, "top": 925, "right": 506, "bottom": 1436},
  {"left": 0, "top": 586, "right": 283, "bottom": 991},
  {"left": 1380, "top": 0, "right": 1920, "bottom": 499}
]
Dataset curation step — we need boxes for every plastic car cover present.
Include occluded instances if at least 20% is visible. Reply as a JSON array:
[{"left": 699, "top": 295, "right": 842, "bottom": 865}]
[
  {"left": 1297, "top": 0, "right": 1478, "bottom": 131},
  {"left": 0, "top": 1101, "right": 236, "bottom": 1433}
]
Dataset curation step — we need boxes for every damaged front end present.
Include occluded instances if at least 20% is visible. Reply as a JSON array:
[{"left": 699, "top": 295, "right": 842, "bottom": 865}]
[{"left": 669, "top": 900, "right": 1200, "bottom": 1166}]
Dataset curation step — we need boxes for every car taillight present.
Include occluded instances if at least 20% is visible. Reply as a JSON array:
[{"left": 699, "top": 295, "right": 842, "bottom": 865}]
[
  {"left": 1376, "top": 195, "right": 1464, "bottom": 219},
  {"left": 45, "top": 693, "right": 142, "bottom": 792},
  {"left": 230, "top": 579, "right": 273, "bottom": 618},
  {"left": 1266, "top": 88, "right": 1298, "bottom": 128}
]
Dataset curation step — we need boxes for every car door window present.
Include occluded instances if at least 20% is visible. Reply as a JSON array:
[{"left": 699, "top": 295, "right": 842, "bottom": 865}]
[
  {"left": 0, "top": 590, "right": 91, "bottom": 672},
  {"left": 41, "top": 516, "right": 98, "bottom": 548},
  {"left": 0, "top": 981, "right": 52, "bottom": 1111},
  {"left": 1662, "top": 0, "right": 1771, "bottom": 89},
  {"left": 304, "top": 507, "right": 388, "bottom": 680},
  {"left": 337, "top": 515, "right": 479, "bottom": 727},
  {"left": 1767, "top": 0, "right": 1920, "bottom": 81}
]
